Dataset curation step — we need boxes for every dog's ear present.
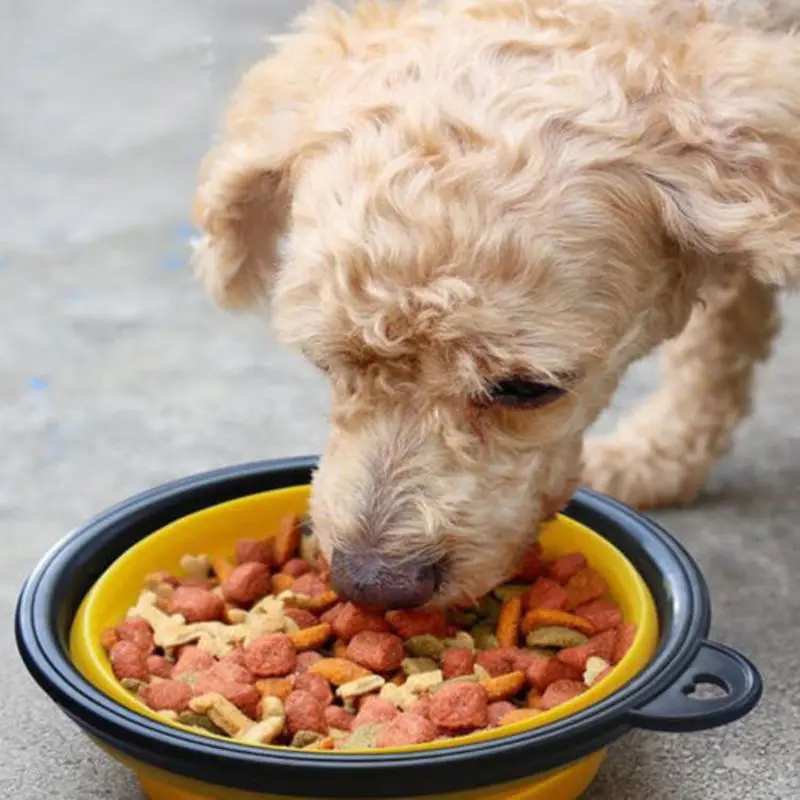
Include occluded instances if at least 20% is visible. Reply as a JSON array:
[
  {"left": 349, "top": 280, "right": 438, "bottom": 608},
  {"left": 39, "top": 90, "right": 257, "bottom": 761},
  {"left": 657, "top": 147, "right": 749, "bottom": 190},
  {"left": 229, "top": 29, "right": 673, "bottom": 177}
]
[
  {"left": 641, "top": 25, "right": 800, "bottom": 287},
  {"left": 192, "top": 52, "right": 324, "bottom": 309}
]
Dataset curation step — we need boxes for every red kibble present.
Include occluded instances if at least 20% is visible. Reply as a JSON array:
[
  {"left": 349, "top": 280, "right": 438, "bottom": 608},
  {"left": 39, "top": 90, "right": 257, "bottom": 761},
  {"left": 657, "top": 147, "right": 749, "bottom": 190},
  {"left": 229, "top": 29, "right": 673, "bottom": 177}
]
[
  {"left": 282, "top": 558, "right": 311, "bottom": 578},
  {"left": 285, "top": 691, "right": 327, "bottom": 735},
  {"left": 540, "top": 679, "right": 585, "bottom": 710},
  {"left": 324, "top": 705, "right": 354, "bottom": 732},
  {"left": 192, "top": 676, "right": 261, "bottom": 718},
  {"left": 109, "top": 641, "right": 150, "bottom": 682},
  {"left": 116, "top": 618, "right": 156, "bottom": 654},
  {"left": 295, "top": 651, "right": 324, "bottom": 673},
  {"left": 222, "top": 562, "right": 272, "bottom": 607},
  {"left": 235, "top": 538, "right": 273, "bottom": 566},
  {"left": 243, "top": 633, "right": 297, "bottom": 677},
  {"left": 146, "top": 655, "right": 174, "bottom": 680},
  {"left": 488, "top": 701, "right": 516, "bottom": 727},
  {"left": 166, "top": 586, "right": 225, "bottom": 623},
  {"left": 441, "top": 647, "right": 475, "bottom": 679},
  {"left": 140, "top": 680, "right": 192, "bottom": 712},
  {"left": 376, "top": 713, "right": 438, "bottom": 747},
  {"left": 293, "top": 672, "right": 334, "bottom": 706},
  {"left": 206, "top": 660, "right": 255, "bottom": 686},
  {"left": 409, "top": 695, "right": 432, "bottom": 719},
  {"left": 573, "top": 599, "right": 623, "bottom": 633},
  {"left": 385, "top": 609, "right": 449, "bottom": 639},
  {"left": 512, "top": 648, "right": 542, "bottom": 674},
  {"left": 476, "top": 647, "right": 518, "bottom": 677},
  {"left": 291, "top": 572, "right": 329, "bottom": 598},
  {"left": 353, "top": 696, "right": 400, "bottom": 728},
  {"left": 526, "top": 656, "right": 582, "bottom": 691},
  {"left": 173, "top": 646, "right": 214, "bottom": 677},
  {"left": 612, "top": 623, "right": 638, "bottom": 665},
  {"left": 557, "top": 630, "right": 617, "bottom": 671},
  {"left": 514, "top": 542, "right": 544, "bottom": 581},
  {"left": 429, "top": 682, "right": 489, "bottom": 732},
  {"left": 346, "top": 631, "right": 405, "bottom": 673},
  {"left": 522, "top": 578, "right": 569, "bottom": 611},
  {"left": 284, "top": 607, "right": 319, "bottom": 629},
  {"left": 546, "top": 554, "right": 588, "bottom": 585},
  {"left": 332, "top": 603, "right": 391, "bottom": 641},
  {"left": 320, "top": 603, "right": 344, "bottom": 626}
]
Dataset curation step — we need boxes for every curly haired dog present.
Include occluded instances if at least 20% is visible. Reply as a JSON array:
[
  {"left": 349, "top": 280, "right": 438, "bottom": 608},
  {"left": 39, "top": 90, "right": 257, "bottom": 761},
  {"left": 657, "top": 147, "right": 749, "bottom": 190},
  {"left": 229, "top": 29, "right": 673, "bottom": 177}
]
[{"left": 193, "top": 0, "right": 800, "bottom": 608}]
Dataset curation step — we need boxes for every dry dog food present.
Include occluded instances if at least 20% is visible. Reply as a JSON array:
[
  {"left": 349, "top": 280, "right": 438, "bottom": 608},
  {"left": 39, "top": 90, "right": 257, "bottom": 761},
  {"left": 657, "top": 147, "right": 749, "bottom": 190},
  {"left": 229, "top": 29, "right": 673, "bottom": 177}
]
[{"left": 102, "top": 515, "right": 638, "bottom": 750}]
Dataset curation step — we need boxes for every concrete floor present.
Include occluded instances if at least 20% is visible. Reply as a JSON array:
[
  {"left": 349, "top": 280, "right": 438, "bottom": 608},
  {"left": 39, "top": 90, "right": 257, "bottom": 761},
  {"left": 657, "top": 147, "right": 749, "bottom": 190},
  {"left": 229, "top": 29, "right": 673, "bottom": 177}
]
[{"left": 2, "top": 1, "right": 799, "bottom": 798}]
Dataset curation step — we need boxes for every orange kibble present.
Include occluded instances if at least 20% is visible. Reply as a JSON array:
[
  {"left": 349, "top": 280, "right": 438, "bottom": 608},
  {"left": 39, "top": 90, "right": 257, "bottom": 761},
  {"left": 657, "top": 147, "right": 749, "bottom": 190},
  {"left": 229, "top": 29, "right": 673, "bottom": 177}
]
[
  {"left": 255, "top": 677, "right": 293, "bottom": 701},
  {"left": 564, "top": 567, "right": 608, "bottom": 610},
  {"left": 526, "top": 688, "right": 544, "bottom": 709},
  {"left": 481, "top": 670, "right": 527, "bottom": 702},
  {"left": 271, "top": 573, "right": 295, "bottom": 595},
  {"left": 496, "top": 596, "right": 523, "bottom": 648},
  {"left": 520, "top": 608, "right": 595, "bottom": 637},
  {"left": 273, "top": 514, "right": 302, "bottom": 568},
  {"left": 289, "top": 623, "right": 333, "bottom": 652},
  {"left": 308, "top": 658, "right": 371, "bottom": 686},
  {"left": 500, "top": 708, "right": 542, "bottom": 726},
  {"left": 212, "top": 557, "right": 235, "bottom": 583},
  {"left": 333, "top": 639, "right": 349, "bottom": 659}
]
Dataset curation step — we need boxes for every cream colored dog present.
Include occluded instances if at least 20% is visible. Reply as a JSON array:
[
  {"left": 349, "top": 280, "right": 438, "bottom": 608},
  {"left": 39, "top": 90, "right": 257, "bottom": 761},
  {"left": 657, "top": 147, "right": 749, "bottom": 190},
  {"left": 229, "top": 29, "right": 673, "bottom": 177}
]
[{"left": 193, "top": 0, "right": 800, "bottom": 608}]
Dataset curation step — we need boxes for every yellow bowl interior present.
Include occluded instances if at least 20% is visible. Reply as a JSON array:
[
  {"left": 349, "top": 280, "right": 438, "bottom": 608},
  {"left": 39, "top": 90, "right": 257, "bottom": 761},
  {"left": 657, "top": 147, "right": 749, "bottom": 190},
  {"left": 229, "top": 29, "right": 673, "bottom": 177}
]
[{"left": 70, "top": 484, "right": 659, "bottom": 756}]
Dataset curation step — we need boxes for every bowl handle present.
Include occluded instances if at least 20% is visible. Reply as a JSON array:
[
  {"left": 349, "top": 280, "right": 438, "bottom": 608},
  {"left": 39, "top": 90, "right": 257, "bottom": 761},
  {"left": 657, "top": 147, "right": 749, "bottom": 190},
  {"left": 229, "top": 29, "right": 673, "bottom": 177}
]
[{"left": 626, "top": 640, "right": 763, "bottom": 733}]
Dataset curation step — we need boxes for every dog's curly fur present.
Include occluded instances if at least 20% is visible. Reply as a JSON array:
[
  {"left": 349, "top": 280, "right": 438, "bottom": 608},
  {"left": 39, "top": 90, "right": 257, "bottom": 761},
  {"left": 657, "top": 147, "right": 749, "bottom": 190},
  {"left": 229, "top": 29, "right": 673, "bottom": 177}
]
[{"left": 193, "top": 0, "right": 800, "bottom": 606}]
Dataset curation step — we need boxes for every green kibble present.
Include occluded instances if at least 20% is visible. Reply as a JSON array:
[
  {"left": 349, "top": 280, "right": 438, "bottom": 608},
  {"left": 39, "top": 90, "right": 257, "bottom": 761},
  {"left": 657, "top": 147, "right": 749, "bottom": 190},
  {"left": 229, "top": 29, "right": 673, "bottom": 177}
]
[
  {"left": 478, "top": 595, "right": 502, "bottom": 622},
  {"left": 402, "top": 657, "right": 440, "bottom": 675},
  {"left": 177, "top": 711, "right": 225, "bottom": 735},
  {"left": 405, "top": 634, "right": 445, "bottom": 660},
  {"left": 448, "top": 609, "right": 479, "bottom": 628},
  {"left": 338, "top": 723, "right": 381, "bottom": 750},
  {"left": 441, "top": 631, "right": 475, "bottom": 651},
  {"left": 525, "top": 626, "right": 589, "bottom": 649},
  {"left": 471, "top": 625, "right": 499, "bottom": 651},
  {"left": 291, "top": 730, "right": 325, "bottom": 748},
  {"left": 492, "top": 584, "right": 529, "bottom": 602}
]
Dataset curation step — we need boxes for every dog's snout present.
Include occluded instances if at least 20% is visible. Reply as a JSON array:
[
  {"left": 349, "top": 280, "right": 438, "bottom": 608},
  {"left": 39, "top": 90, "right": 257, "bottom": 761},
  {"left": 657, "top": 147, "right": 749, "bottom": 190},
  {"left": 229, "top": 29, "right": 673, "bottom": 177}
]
[{"left": 330, "top": 549, "right": 440, "bottom": 608}]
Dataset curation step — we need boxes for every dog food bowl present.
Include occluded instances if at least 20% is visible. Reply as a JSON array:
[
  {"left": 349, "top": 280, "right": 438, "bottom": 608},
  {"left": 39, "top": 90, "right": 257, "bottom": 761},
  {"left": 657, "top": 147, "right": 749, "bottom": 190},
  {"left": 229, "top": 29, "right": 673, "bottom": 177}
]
[{"left": 16, "top": 457, "right": 762, "bottom": 800}]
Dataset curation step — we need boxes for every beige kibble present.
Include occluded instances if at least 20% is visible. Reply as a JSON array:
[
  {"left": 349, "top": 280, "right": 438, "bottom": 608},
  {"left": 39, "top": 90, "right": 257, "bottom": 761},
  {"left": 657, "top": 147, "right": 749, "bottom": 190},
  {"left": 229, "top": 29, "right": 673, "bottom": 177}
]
[
  {"left": 121, "top": 677, "right": 147, "bottom": 694},
  {"left": 471, "top": 625, "right": 499, "bottom": 651},
  {"left": 336, "top": 674, "right": 386, "bottom": 699},
  {"left": 379, "top": 682, "right": 418, "bottom": 711},
  {"left": 238, "top": 716, "right": 284, "bottom": 745},
  {"left": 177, "top": 711, "right": 225, "bottom": 735},
  {"left": 405, "top": 670, "right": 444, "bottom": 694},
  {"left": 584, "top": 656, "right": 612, "bottom": 687},
  {"left": 190, "top": 693, "right": 253, "bottom": 737},
  {"left": 180, "top": 554, "right": 212, "bottom": 581},
  {"left": 337, "top": 723, "right": 382, "bottom": 750}
]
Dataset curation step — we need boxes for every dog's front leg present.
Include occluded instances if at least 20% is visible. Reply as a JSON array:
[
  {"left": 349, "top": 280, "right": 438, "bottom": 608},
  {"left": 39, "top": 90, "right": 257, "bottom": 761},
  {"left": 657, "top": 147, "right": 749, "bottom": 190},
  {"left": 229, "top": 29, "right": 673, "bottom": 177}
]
[{"left": 581, "top": 270, "right": 780, "bottom": 509}]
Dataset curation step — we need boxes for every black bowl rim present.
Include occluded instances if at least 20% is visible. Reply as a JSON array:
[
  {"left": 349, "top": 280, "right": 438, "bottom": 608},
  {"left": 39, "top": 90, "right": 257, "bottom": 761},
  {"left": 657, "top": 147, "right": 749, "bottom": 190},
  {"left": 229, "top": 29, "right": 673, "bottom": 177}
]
[{"left": 16, "top": 457, "right": 714, "bottom": 798}]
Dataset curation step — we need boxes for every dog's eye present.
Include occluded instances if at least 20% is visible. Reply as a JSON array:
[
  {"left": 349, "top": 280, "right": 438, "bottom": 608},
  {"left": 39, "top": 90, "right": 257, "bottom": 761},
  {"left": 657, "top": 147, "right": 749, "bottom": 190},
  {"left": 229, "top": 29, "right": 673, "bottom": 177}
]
[{"left": 484, "top": 378, "right": 566, "bottom": 409}]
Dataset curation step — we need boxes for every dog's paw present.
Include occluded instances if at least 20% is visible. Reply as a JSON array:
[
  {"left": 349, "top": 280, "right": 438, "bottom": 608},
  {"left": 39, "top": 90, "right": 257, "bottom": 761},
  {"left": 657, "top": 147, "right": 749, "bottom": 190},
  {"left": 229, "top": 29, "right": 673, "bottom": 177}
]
[{"left": 581, "top": 436, "right": 709, "bottom": 510}]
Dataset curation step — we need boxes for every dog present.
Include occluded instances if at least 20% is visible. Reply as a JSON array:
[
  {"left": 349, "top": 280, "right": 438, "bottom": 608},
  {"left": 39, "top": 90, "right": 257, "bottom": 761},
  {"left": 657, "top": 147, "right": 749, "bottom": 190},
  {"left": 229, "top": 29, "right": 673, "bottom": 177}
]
[{"left": 192, "top": 0, "right": 800, "bottom": 609}]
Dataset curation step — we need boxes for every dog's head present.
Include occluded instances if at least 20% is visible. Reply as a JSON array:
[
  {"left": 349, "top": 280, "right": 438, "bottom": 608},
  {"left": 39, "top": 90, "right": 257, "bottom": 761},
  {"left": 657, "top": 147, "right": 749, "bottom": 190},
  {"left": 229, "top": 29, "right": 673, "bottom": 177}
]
[{"left": 194, "top": 3, "right": 800, "bottom": 607}]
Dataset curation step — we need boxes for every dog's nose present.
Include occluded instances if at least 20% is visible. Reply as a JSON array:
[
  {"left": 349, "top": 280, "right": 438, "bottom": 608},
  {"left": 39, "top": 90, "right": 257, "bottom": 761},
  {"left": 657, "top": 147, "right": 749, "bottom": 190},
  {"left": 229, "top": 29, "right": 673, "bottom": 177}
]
[{"left": 330, "top": 549, "right": 440, "bottom": 608}]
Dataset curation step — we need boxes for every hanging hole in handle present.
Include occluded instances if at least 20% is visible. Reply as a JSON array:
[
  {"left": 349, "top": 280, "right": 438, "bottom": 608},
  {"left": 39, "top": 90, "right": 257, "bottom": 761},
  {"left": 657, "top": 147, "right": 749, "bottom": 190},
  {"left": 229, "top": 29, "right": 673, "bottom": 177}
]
[{"left": 681, "top": 672, "right": 731, "bottom": 700}]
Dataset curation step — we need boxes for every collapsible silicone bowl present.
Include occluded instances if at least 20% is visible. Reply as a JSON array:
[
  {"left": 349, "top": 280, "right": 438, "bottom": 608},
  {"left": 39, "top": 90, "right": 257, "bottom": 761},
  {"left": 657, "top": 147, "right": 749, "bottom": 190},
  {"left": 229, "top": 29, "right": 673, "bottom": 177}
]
[{"left": 17, "top": 458, "right": 762, "bottom": 800}]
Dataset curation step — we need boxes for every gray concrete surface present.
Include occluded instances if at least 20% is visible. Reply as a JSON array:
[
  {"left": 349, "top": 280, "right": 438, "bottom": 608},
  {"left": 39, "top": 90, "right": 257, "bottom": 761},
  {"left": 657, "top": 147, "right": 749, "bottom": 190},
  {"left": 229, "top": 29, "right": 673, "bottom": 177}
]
[{"left": 2, "top": 1, "right": 798, "bottom": 798}]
